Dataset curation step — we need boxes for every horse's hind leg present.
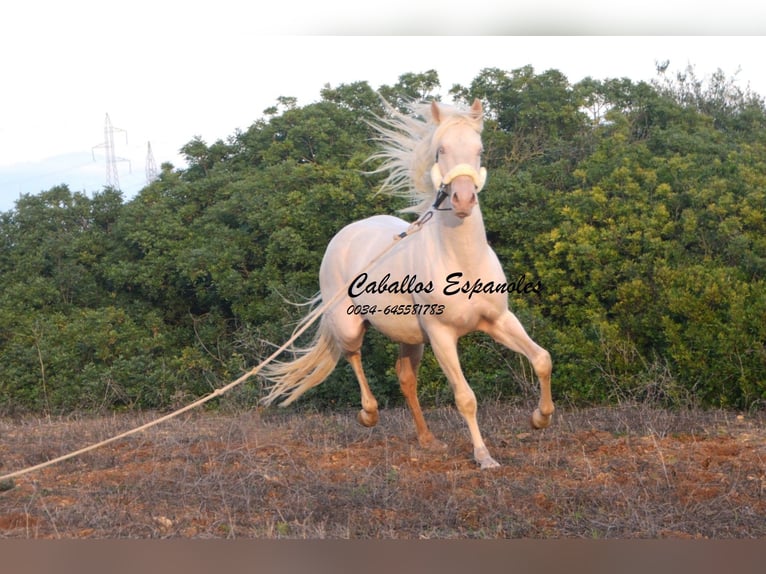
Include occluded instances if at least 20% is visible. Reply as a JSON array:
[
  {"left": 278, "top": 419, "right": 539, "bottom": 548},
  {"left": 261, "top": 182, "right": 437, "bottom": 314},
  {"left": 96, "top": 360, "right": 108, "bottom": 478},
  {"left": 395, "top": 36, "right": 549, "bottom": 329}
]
[
  {"left": 397, "top": 343, "right": 447, "bottom": 451},
  {"left": 331, "top": 311, "right": 379, "bottom": 427},
  {"left": 347, "top": 350, "right": 379, "bottom": 427}
]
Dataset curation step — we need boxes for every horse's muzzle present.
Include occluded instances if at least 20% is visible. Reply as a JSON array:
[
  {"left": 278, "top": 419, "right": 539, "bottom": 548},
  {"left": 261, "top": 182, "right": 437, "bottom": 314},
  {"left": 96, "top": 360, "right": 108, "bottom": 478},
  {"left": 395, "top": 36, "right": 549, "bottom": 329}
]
[{"left": 450, "top": 181, "right": 478, "bottom": 217}]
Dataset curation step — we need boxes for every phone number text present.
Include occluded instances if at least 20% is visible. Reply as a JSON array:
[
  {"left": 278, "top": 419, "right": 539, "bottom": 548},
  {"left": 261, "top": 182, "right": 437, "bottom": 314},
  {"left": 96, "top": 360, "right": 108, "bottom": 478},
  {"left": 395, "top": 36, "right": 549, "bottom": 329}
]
[{"left": 346, "top": 304, "right": 445, "bottom": 316}]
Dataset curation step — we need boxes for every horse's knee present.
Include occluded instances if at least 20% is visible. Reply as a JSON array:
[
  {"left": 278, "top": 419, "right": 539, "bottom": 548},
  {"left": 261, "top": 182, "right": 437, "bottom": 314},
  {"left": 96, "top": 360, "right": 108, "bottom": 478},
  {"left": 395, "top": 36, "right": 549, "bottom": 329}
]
[
  {"left": 533, "top": 349, "right": 552, "bottom": 379},
  {"left": 454, "top": 387, "right": 477, "bottom": 418}
]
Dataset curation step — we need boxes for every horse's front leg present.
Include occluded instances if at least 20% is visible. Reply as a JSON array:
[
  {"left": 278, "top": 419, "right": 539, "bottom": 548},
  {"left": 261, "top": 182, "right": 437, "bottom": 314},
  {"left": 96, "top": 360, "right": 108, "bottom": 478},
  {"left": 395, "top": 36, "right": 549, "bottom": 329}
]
[
  {"left": 481, "top": 310, "right": 554, "bottom": 429},
  {"left": 426, "top": 326, "right": 499, "bottom": 469}
]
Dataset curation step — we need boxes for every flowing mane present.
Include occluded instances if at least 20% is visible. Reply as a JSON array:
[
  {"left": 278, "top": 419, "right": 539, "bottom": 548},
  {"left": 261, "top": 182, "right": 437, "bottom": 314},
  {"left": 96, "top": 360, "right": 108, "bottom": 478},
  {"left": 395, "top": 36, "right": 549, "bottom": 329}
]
[{"left": 368, "top": 100, "right": 485, "bottom": 213}]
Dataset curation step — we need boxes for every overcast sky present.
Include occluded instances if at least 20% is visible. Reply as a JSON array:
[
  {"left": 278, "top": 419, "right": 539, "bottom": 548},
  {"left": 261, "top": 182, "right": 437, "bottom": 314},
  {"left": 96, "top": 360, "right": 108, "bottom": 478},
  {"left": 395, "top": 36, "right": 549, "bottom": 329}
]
[{"left": 1, "top": 1, "right": 765, "bottom": 212}]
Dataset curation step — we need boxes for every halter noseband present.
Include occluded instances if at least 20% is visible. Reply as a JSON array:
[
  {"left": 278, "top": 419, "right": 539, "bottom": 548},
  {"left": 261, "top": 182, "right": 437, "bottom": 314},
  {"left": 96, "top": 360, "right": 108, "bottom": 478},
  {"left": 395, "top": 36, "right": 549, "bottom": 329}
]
[{"left": 430, "top": 161, "right": 488, "bottom": 210}]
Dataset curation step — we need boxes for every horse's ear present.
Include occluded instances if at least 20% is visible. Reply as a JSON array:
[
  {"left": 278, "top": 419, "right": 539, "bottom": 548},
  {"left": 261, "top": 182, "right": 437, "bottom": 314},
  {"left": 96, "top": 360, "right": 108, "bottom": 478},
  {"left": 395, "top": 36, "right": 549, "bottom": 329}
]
[
  {"left": 431, "top": 100, "right": 442, "bottom": 125},
  {"left": 470, "top": 98, "right": 483, "bottom": 120}
]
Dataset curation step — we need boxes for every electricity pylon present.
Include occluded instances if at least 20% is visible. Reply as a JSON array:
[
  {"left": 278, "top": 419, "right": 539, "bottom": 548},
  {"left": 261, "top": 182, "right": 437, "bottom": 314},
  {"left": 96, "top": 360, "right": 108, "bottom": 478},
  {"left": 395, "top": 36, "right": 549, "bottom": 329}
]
[
  {"left": 145, "top": 141, "right": 158, "bottom": 185},
  {"left": 92, "top": 113, "right": 129, "bottom": 190}
]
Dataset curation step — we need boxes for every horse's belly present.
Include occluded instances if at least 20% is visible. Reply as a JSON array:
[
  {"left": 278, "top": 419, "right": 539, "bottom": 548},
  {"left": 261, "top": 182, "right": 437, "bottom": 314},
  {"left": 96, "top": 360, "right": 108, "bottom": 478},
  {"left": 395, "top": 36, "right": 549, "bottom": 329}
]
[
  {"left": 350, "top": 291, "right": 429, "bottom": 345},
  {"left": 370, "top": 315, "right": 427, "bottom": 345}
]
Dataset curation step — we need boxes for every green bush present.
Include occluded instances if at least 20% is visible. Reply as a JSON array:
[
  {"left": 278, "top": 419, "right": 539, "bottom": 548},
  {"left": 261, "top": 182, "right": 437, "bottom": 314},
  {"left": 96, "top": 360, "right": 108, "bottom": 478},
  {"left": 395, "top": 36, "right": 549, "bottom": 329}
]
[{"left": 1, "top": 67, "right": 764, "bottom": 414}]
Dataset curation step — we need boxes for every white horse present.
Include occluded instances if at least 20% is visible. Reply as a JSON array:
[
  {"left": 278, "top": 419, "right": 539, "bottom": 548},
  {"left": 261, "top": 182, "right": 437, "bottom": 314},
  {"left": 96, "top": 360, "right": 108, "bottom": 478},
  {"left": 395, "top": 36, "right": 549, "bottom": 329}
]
[{"left": 261, "top": 98, "right": 554, "bottom": 469}]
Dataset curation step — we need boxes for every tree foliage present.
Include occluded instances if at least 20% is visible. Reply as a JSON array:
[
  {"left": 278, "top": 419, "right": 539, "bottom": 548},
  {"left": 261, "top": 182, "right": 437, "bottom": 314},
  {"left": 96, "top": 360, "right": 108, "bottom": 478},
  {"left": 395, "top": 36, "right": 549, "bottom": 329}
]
[{"left": 1, "top": 67, "right": 764, "bottom": 414}]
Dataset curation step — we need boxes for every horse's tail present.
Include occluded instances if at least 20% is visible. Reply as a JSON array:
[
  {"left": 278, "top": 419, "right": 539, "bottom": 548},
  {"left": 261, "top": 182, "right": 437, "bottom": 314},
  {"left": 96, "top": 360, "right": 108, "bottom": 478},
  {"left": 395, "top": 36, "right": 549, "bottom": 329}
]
[{"left": 260, "top": 297, "right": 342, "bottom": 407}]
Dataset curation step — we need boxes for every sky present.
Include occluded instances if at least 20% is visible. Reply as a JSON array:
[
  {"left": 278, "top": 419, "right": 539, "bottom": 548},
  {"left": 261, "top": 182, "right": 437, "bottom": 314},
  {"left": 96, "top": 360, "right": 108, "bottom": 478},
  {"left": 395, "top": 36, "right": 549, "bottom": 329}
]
[{"left": 1, "top": 1, "right": 765, "bottom": 213}]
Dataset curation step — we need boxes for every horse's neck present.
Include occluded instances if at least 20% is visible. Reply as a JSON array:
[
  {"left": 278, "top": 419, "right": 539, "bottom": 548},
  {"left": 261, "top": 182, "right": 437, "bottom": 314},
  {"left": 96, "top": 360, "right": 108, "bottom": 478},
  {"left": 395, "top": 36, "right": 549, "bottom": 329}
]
[{"left": 428, "top": 207, "right": 489, "bottom": 268}]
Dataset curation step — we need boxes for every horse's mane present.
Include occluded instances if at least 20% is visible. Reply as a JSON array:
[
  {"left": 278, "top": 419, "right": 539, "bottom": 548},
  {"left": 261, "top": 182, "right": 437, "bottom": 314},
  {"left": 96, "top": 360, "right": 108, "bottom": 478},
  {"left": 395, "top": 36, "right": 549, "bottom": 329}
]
[{"left": 368, "top": 99, "right": 483, "bottom": 214}]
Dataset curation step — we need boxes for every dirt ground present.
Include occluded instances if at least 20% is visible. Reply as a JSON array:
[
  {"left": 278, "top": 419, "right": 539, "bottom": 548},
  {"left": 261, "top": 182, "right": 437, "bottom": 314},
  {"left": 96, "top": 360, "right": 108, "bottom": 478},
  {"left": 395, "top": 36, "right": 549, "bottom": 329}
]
[{"left": 1, "top": 401, "right": 764, "bottom": 538}]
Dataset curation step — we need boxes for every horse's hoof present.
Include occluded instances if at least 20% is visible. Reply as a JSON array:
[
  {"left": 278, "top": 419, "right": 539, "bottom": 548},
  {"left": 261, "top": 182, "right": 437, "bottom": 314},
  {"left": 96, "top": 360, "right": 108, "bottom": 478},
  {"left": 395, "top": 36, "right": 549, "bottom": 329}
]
[
  {"left": 530, "top": 408, "right": 552, "bottom": 430},
  {"left": 419, "top": 436, "right": 448, "bottom": 452},
  {"left": 480, "top": 457, "right": 501, "bottom": 470},
  {"left": 475, "top": 447, "right": 500, "bottom": 469},
  {"left": 357, "top": 409, "right": 379, "bottom": 428}
]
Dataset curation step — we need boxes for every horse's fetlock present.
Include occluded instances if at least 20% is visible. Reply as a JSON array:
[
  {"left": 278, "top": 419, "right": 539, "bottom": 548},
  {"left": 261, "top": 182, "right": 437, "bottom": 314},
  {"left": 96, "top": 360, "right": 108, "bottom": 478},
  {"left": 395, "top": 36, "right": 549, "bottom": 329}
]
[
  {"left": 357, "top": 408, "right": 379, "bottom": 428},
  {"left": 531, "top": 407, "right": 553, "bottom": 430}
]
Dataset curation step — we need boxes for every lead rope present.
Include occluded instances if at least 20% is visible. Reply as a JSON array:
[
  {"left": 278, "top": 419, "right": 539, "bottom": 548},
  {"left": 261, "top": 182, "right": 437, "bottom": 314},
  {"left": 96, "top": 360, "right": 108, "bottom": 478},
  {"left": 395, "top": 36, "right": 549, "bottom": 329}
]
[
  {"left": 0, "top": 207, "right": 436, "bottom": 485},
  {"left": 394, "top": 185, "right": 449, "bottom": 240}
]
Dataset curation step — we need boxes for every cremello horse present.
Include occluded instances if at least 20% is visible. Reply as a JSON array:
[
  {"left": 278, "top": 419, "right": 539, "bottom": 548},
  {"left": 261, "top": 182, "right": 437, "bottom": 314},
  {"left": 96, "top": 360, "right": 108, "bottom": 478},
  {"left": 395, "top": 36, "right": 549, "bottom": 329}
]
[{"left": 262, "top": 99, "right": 554, "bottom": 469}]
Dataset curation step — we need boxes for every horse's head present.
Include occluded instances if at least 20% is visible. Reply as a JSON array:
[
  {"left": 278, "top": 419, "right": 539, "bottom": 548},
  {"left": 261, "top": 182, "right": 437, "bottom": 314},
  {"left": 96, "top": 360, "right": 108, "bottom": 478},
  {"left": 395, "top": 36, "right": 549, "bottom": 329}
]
[{"left": 429, "top": 99, "right": 486, "bottom": 219}]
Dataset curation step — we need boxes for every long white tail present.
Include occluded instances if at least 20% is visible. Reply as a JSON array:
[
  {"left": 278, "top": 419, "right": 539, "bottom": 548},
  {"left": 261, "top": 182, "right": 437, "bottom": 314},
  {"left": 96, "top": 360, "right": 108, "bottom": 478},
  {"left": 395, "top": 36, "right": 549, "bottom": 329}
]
[{"left": 260, "top": 303, "right": 342, "bottom": 407}]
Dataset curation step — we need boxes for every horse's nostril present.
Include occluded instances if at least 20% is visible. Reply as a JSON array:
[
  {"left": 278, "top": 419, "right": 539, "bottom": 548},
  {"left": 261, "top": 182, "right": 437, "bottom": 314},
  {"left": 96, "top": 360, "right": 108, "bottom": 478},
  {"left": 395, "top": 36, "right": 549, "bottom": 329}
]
[{"left": 451, "top": 189, "right": 477, "bottom": 211}]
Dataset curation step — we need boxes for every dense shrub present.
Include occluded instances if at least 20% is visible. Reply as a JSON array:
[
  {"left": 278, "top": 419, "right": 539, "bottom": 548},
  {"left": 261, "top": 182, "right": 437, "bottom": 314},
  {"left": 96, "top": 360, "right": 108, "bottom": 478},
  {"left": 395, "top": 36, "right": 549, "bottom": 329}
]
[{"left": 1, "top": 67, "right": 764, "bottom": 414}]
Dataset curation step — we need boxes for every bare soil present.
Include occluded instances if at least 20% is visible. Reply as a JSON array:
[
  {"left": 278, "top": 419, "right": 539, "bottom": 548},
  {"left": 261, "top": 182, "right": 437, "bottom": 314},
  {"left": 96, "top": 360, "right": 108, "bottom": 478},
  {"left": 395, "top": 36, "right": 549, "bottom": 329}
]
[{"left": 1, "top": 402, "right": 764, "bottom": 538}]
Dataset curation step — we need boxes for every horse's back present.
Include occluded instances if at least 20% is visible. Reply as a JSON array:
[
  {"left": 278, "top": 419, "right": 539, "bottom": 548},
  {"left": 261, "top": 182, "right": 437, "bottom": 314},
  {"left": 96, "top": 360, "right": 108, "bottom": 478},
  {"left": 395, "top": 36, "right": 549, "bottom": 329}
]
[
  {"left": 340, "top": 214, "right": 408, "bottom": 238},
  {"left": 323, "top": 214, "right": 408, "bottom": 268}
]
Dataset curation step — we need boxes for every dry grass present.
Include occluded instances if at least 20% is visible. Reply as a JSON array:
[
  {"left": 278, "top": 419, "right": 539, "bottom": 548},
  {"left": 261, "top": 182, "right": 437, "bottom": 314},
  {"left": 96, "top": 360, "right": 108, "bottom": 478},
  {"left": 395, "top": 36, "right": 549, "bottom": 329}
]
[{"left": 1, "top": 402, "right": 764, "bottom": 539}]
